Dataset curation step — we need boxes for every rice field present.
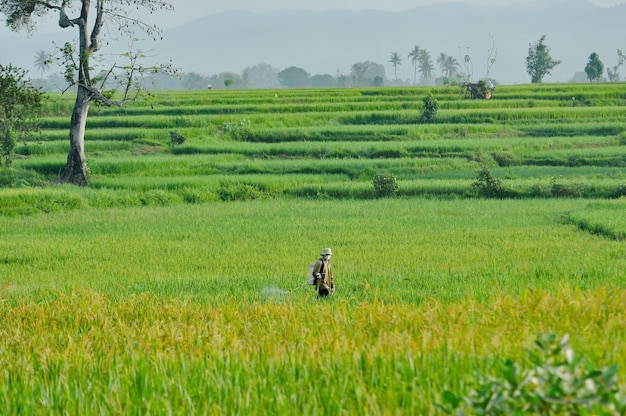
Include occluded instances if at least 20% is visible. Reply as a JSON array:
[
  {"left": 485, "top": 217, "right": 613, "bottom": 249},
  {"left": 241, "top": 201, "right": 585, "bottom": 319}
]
[{"left": 1, "top": 82, "right": 626, "bottom": 414}]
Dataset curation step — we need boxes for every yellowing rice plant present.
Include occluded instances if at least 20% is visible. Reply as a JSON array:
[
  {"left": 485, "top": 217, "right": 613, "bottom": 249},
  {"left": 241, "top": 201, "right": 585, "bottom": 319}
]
[{"left": 1, "top": 287, "right": 625, "bottom": 414}]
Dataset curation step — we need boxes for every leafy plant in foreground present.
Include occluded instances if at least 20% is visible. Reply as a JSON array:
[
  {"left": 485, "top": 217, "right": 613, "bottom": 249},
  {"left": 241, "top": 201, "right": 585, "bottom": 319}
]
[{"left": 438, "top": 332, "right": 626, "bottom": 415}]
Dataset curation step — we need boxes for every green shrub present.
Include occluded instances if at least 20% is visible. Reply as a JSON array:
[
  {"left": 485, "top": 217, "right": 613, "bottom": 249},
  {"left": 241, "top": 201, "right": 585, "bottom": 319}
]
[
  {"left": 550, "top": 176, "right": 585, "bottom": 198},
  {"left": 222, "top": 118, "right": 252, "bottom": 141},
  {"left": 438, "top": 333, "right": 626, "bottom": 415},
  {"left": 218, "top": 181, "right": 267, "bottom": 201},
  {"left": 471, "top": 166, "right": 506, "bottom": 198},
  {"left": 372, "top": 173, "right": 398, "bottom": 197},
  {"left": 138, "top": 190, "right": 181, "bottom": 206},
  {"left": 420, "top": 94, "right": 439, "bottom": 123},
  {"left": 178, "top": 187, "right": 218, "bottom": 204},
  {"left": 612, "top": 183, "right": 626, "bottom": 199},
  {"left": 169, "top": 131, "right": 186, "bottom": 146},
  {"left": 492, "top": 151, "right": 520, "bottom": 167}
]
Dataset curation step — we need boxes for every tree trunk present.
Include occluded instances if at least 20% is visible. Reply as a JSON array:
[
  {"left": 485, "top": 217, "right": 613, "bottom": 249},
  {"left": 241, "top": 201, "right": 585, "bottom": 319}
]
[
  {"left": 59, "top": 0, "right": 92, "bottom": 187},
  {"left": 59, "top": 85, "right": 90, "bottom": 186}
]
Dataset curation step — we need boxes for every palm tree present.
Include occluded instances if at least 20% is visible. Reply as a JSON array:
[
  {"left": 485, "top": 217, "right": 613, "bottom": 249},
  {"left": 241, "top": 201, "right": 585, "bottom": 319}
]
[
  {"left": 436, "top": 53, "right": 447, "bottom": 77},
  {"left": 388, "top": 51, "right": 402, "bottom": 82},
  {"left": 443, "top": 55, "right": 460, "bottom": 80},
  {"left": 408, "top": 45, "right": 421, "bottom": 85},
  {"left": 418, "top": 49, "right": 434, "bottom": 83},
  {"left": 34, "top": 50, "right": 51, "bottom": 78}
]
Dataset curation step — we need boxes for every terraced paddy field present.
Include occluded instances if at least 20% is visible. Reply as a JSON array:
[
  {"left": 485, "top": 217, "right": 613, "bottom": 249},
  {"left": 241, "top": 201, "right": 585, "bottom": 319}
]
[{"left": 1, "top": 83, "right": 625, "bottom": 414}]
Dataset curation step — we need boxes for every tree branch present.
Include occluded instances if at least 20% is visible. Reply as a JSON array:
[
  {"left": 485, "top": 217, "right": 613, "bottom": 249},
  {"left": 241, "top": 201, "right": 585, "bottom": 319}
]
[
  {"left": 33, "top": 0, "right": 62, "bottom": 11},
  {"left": 89, "top": 0, "right": 104, "bottom": 52},
  {"left": 104, "top": 10, "right": 164, "bottom": 40}
]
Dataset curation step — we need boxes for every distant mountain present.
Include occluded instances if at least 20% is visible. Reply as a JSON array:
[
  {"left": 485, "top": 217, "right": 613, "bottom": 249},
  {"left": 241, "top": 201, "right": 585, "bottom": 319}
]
[
  {"left": 159, "top": 1, "right": 626, "bottom": 84},
  {"left": 1, "top": 1, "right": 625, "bottom": 85}
]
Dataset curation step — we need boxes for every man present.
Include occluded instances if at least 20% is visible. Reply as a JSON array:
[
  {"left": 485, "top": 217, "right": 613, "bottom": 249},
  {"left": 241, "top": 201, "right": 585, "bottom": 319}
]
[{"left": 312, "top": 247, "right": 334, "bottom": 297}]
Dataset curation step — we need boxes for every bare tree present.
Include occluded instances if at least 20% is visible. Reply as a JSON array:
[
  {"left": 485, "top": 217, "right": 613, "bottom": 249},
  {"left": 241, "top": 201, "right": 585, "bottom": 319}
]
[
  {"left": 607, "top": 49, "right": 625, "bottom": 82},
  {"left": 0, "top": 0, "right": 174, "bottom": 185},
  {"left": 484, "top": 33, "right": 498, "bottom": 80},
  {"left": 459, "top": 46, "right": 473, "bottom": 82}
]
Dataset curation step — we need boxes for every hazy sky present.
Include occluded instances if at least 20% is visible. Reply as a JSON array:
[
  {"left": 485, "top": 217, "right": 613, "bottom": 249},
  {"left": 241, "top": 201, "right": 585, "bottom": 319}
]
[
  {"left": 153, "top": 0, "right": 626, "bottom": 28},
  {"left": 2, "top": 0, "right": 626, "bottom": 35},
  {"left": 2, "top": 0, "right": 625, "bottom": 84}
]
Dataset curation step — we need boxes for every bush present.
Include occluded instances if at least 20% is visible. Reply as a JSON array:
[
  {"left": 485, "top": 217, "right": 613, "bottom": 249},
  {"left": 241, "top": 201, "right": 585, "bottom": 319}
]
[
  {"left": 492, "top": 151, "right": 520, "bottom": 167},
  {"left": 420, "top": 94, "right": 439, "bottom": 123},
  {"left": 438, "top": 333, "right": 626, "bottom": 415},
  {"left": 169, "top": 130, "right": 186, "bottom": 146},
  {"left": 612, "top": 183, "right": 626, "bottom": 199},
  {"left": 550, "top": 176, "right": 585, "bottom": 198},
  {"left": 138, "top": 190, "right": 181, "bottom": 206},
  {"left": 218, "top": 181, "right": 267, "bottom": 201},
  {"left": 471, "top": 166, "right": 506, "bottom": 198},
  {"left": 372, "top": 173, "right": 398, "bottom": 197},
  {"left": 222, "top": 118, "right": 252, "bottom": 141}
]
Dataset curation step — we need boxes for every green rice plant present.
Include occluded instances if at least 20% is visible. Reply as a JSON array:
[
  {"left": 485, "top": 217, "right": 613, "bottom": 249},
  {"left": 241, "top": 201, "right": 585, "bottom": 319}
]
[
  {"left": 15, "top": 140, "right": 136, "bottom": 156},
  {"left": 3, "top": 198, "right": 624, "bottom": 298},
  {"left": 23, "top": 83, "right": 626, "bottom": 208},
  {"left": 562, "top": 199, "right": 626, "bottom": 240},
  {"left": 173, "top": 136, "right": 620, "bottom": 161},
  {"left": 0, "top": 187, "right": 88, "bottom": 216},
  {"left": 524, "top": 146, "right": 626, "bottom": 168},
  {"left": 40, "top": 127, "right": 165, "bottom": 142},
  {"left": 0, "top": 167, "right": 47, "bottom": 188},
  {"left": 518, "top": 121, "right": 625, "bottom": 137}
]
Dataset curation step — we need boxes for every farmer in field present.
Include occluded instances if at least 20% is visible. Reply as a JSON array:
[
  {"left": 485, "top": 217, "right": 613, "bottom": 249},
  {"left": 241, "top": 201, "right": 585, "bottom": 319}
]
[{"left": 311, "top": 248, "right": 334, "bottom": 297}]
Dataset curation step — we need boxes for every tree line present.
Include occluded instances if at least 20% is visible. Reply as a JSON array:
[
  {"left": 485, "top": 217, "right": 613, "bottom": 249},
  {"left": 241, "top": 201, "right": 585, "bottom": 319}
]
[{"left": 28, "top": 33, "right": 625, "bottom": 93}]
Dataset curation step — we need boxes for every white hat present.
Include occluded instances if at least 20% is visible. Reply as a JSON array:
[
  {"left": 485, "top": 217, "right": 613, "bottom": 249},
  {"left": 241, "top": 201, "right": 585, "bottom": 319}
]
[{"left": 321, "top": 248, "right": 332, "bottom": 256}]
